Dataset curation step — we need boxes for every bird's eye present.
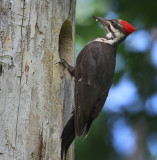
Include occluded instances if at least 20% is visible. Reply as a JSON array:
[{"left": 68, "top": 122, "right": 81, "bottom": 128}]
[
  {"left": 111, "top": 20, "right": 117, "bottom": 27},
  {"left": 111, "top": 20, "right": 116, "bottom": 24}
]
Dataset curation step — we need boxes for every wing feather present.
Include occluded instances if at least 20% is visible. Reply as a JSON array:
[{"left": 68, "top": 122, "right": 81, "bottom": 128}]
[{"left": 74, "top": 41, "right": 116, "bottom": 136}]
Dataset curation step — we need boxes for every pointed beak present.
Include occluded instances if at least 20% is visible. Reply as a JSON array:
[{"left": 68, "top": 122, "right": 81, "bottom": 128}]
[{"left": 94, "top": 16, "right": 110, "bottom": 33}]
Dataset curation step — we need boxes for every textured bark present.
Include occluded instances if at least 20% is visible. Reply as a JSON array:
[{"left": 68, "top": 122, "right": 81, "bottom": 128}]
[{"left": 0, "top": 0, "right": 75, "bottom": 160}]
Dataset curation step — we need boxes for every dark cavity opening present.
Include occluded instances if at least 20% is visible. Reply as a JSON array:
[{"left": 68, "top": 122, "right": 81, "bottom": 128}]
[{"left": 59, "top": 16, "right": 73, "bottom": 64}]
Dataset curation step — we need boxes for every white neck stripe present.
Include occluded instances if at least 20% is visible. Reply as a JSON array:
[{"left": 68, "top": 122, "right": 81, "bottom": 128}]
[{"left": 90, "top": 37, "right": 118, "bottom": 45}]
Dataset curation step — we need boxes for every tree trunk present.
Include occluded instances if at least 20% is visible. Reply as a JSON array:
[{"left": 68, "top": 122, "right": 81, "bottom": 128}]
[{"left": 0, "top": 0, "right": 75, "bottom": 159}]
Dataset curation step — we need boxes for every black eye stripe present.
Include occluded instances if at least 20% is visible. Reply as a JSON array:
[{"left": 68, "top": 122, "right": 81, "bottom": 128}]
[
  {"left": 107, "top": 24, "right": 112, "bottom": 32},
  {"left": 107, "top": 22, "right": 116, "bottom": 38},
  {"left": 110, "top": 20, "right": 123, "bottom": 31}
]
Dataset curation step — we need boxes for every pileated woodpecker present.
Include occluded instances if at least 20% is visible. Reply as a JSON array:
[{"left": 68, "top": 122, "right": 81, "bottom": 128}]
[{"left": 59, "top": 16, "right": 135, "bottom": 160}]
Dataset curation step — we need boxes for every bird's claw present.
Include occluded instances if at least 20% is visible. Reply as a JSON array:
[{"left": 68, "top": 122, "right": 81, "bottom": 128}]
[
  {"left": 55, "top": 59, "right": 66, "bottom": 70},
  {"left": 55, "top": 59, "right": 65, "bottom": 65}
]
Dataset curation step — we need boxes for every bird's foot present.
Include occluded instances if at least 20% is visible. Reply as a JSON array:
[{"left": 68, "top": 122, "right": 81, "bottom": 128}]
[
  {"left": 56, "top": 59, "right": 68, "bottom": 70},
  {"left": 56, "top": 59, "right": 75, "bottom": 76}
]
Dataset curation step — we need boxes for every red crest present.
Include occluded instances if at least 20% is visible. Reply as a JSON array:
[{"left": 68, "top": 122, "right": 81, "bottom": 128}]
[{"left": 120, "top": 20, "right": 136, "bottom": 35}]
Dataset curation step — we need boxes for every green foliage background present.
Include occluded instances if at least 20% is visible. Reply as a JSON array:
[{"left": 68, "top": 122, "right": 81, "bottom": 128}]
[{"left": 74, "top": 0, "right": 157, "bottom": 160}]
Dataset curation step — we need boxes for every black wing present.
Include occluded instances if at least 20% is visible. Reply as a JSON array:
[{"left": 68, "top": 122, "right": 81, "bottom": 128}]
[{"left": 74, "top": 41, "right": 116, "bottom": 136}]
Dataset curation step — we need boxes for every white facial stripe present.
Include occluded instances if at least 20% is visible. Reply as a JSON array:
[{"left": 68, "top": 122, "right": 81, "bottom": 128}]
[
  {"left": 115, "top": 32, "right": 125, "bottom": 40},
  {"left": 106, "top": 32, "right": 113, "bottom": 39},
  {"left": 108, "top": 21, "right": 118, "bottom": 33},
  {"left": 88, "top": 21, "right": 125, "bottom": 46},
  {"left": 108, "top": 21, "right": 125, "bottom": 40}
]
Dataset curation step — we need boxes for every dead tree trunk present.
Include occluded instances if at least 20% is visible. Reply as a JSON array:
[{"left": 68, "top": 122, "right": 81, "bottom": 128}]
[{"left": 0, "top": 0, "right": 75, "bottom": 159}]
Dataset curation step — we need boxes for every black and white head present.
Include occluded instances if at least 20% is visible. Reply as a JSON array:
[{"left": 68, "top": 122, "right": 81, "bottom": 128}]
[{"left": 94, "top": 16, "right": 136, "bottom": 46}]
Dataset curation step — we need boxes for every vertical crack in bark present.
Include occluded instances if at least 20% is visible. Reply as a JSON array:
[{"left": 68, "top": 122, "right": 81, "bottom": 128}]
[
  {"left": 15, "top": 0, "right": 26, "bottom": 147},
  {"left": 38, "top": 130, "right": 43, "bottom": 160},
  {"left": 0, "top": 64, "right": 2, "bottom": 76},
  {"left": 38, "top": 128, "right": 46, "bottom": 160},
  {"left": 26, "top": 1, "right": 31, "bottom": 51}
]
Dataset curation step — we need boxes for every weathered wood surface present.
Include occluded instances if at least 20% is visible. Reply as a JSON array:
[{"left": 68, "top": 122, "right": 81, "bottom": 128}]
[{"left": 0, "top": 0, "right": 75, "bottom": 159}]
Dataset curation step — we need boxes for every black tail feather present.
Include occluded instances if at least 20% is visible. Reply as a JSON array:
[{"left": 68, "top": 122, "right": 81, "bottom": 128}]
[
  {"left": 84, "top": 118, "right": 93, "bottom": 139},
  {"left": 61, "top": 115, "right": 75, "bottom": 160}
]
